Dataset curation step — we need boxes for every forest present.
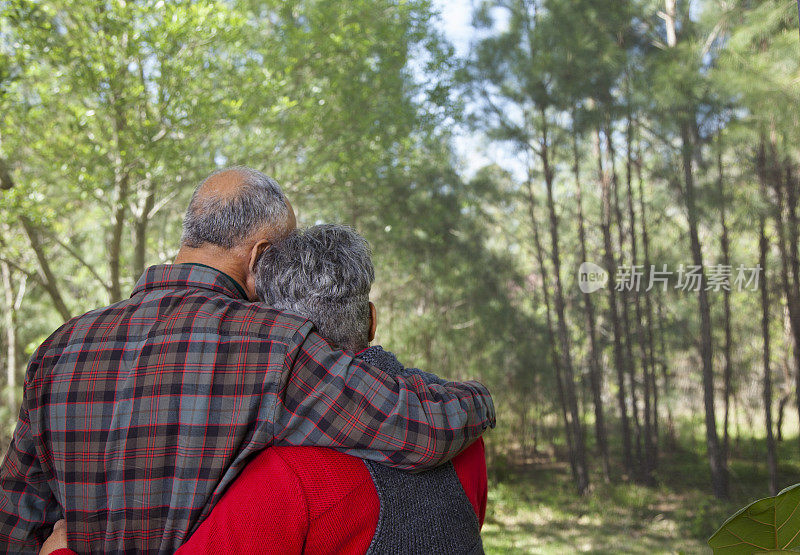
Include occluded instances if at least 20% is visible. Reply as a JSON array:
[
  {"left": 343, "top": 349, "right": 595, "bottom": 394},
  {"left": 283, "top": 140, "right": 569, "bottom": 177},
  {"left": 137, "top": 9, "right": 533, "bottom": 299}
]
[{"left": 2, "top": 0, "right": 800, "bottom": 551}]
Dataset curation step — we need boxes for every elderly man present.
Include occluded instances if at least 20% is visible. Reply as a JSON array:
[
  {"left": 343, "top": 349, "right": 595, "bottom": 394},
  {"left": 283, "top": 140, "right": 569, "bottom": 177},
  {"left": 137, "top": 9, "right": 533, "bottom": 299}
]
[
  {"left": 42, "top": 224, "right": 489, "bottom": 555},
  {"left": 0, "top": 167, "right": 495, "bottom": 553}
]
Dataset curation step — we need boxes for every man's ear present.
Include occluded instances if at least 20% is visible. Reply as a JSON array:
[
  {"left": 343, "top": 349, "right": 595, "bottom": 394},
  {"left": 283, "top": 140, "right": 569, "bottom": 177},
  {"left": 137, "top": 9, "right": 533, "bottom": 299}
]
[
  {"left": 368, "top": 301, "right": 377, "bottom": 342},
  {"left": 244, "top": 239, "right": 271, "bottom": 301}
]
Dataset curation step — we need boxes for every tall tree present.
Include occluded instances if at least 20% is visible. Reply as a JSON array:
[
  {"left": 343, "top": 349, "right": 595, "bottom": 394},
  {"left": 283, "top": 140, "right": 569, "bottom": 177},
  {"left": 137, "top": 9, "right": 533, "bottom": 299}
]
[
  {"left": 596, "top": 128, "right": 633, "bottom": 476},
  {"left": 572, "top": 126, "right": 611, "bottom": 482},
  {"left": 661, "top": 0, "right": 727, "bottom": 498},
  {"left": 462, "top": 0, "right": 590, "bottom": 493},
  {"left": 758, "top": 209, "right": 779, "bottom": 496},
  {"left": 716, "top": 134, "right": 734, "bottom": 469},
  {"left": 625, "top": 114, "right": 657, "bottom": 483}
]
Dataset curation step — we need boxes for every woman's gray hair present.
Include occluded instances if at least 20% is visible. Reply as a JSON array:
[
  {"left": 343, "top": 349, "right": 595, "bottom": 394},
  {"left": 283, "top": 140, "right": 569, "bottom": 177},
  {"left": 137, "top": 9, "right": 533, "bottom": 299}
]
[
  {"left": 255, "top": 224, "right": 375, "bottom": 352},
  {"left": 181, "top": 166, "right": 289, "bottom": 248}
]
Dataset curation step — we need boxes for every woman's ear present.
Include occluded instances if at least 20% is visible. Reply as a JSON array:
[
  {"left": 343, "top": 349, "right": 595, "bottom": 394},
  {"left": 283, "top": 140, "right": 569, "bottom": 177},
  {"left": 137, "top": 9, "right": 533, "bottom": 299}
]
[{"left": 368, "top": 301, "right": 377, "bottom": 342}]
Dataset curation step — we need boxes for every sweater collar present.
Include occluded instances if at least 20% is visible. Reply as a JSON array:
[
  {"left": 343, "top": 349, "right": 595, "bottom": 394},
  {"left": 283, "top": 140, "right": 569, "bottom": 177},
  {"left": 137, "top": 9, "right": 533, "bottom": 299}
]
[{"left": 132, "top": 263, "right": 249, "bottom": 301}]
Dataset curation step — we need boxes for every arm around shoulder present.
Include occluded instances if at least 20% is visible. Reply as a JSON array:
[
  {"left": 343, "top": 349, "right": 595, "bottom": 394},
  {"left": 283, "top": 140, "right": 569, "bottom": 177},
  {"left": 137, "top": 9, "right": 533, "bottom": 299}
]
[{"left": 273, "top": 330, "right": 495, "bottom": 471}]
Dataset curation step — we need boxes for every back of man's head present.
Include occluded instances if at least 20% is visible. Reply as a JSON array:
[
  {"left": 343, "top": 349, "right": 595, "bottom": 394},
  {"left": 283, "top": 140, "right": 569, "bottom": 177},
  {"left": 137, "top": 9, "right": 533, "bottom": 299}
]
[
  {"left": 255, "top": 224, "right": 375, "bottom": 352},
  {"left": 182, "top": 166, "right": 290, "bottom": 248}
]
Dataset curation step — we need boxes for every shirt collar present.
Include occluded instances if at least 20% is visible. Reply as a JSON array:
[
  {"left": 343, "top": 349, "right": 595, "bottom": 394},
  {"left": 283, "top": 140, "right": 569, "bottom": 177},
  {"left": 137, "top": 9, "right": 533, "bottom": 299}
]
[{"left": 132, "top": 263, "right": 249, "bottom": 301}]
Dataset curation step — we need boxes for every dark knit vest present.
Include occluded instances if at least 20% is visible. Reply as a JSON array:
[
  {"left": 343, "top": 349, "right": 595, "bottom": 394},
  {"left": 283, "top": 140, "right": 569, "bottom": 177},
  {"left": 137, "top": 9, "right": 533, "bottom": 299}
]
[{"left": 359, "top": 346, "right": 484, "bottom": 555}]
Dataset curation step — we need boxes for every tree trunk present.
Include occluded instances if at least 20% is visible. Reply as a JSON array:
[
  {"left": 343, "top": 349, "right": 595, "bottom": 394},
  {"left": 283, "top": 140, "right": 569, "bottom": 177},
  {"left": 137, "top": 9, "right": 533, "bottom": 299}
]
[
  {"left": 777, "top": 389, "right": 791, "bottom": 443},
  {"left": 539, "top": 110, "right": 589, "bottom": 495},
  {"left": 758, "top": 214, "right": 778, "bottom": 495},
  {"left": 635, "top": 135, "right": 661, "bottom": 467},
  {"left": 607, "top": 128, "right": 643, "bottom": 477},
  {"left": 0, "top": 157, "right": 14, "bottom": 191},
  {"left": 625, "top": 115, "right": 656, "bottom": 484},
  {"left": 717, "top": 137, "right": 733, "bottom": 473},
  {"left": 109, "top": 103, "right": 130, "bottom": 303},
  {"left": 133, "top": 180, "right": 156, "bottom": 280},
  {"left": 596, "top": 128, "right": 633, "bottom": 476},
  {"left": 1, "top": 261, "right": 18, "bottom": 407},
  {"left": 655, "top": 293, "right": 675, "bottom": 444},
  {"left": 680, "top": 121, "right": 727, "bottom": 499},
  {"left": 782, "top": 163, "right": 800, "bottom": 454},
  {"left": 573, "top": 128, "right": 610, "bottom": 482},
  {"left": 762, "top": 138, "right": 800, "bottom": 457},
  {"left": 525, "top": 176, "right": 576, "bottom": 483}
]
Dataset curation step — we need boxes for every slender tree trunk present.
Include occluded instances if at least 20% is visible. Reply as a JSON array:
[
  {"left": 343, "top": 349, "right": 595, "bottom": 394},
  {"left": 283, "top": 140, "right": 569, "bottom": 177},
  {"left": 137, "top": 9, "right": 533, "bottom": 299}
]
[
  {"left": 659, "top": 0, "right": 680, "bottom": 454},
  {"left": 663, "top": 0, "right": 677, "bottom": 47},
  {"left": 109, "top": 104, "right": 130, "bottom": 303},
  {"left": 758, "top": 215, "right": 778, "bottom": 495},
  {"left": 109, "top": 171, "right": 129, "bottom": 303},
  {"left": 680, "top": 121, "right": 727, "bottom": 499},
  {"left": 0, "top": 156, "right": 13, "bottom": 191},
  {"left": 573, "top": 128, "right": 610, "bottom": 482},
  {"left": 776, "top": 355, "right": 792, "bottom": 443},
  {"left": 607, "top": 129, "right": 643, "bottom": 477},
  {"left": 1, "top": 261, "right": 18, "bottom": 407},
  {"left": 662, "top": 0, "right": 721, "bottom": 491},
  {"left": 762, "top": 138, "right": 800, "bottom": 456},
  {"left": 540, "top": 110, "right": 589, "bottom": 495},
  {"left": 596, "top": 128, "right": 633, "bottom": 476},
  {"left": 525, "top": 176, "right": 576, "bottom": 481},
  {"left": 717, "top": 138, "right": 733, "bottom": 473},
  {"left": 655, "top": 294, "right": 675, "bottom": 444},
  {"left": 778, "top": 389, "right": 791, "bottom": 443},
  {"left": 133, "top": 180, "right": 156, "bottom": 281},
  {"left": 782, "top": 164, "right": 800, "bottom": 453},
  {"left": 625, "top": 115, "right": 656, "bottom": 484},
  {"left": 635, "top": 136, "right": 660, "bottom": 466}
]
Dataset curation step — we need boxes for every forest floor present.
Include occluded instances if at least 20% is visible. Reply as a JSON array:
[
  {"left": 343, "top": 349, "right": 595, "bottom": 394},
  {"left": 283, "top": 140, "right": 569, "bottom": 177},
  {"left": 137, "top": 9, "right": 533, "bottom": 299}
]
[{"left": 482, "top": 427, "right": 800, "bottom": 554}]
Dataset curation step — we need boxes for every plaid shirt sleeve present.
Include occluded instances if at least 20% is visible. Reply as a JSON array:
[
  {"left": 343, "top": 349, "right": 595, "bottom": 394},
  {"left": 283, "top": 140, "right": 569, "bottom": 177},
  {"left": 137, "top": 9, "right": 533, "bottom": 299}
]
[
  {"left": 0, "top": 350, "right": 62, "bottom": 552},
  {"left": 274, "top": 330, "right": 495, "bottom": 470}
]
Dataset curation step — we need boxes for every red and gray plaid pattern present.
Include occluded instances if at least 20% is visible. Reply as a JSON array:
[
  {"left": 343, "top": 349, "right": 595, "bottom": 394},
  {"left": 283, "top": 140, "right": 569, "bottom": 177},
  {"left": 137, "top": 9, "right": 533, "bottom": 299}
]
[{"left": 0, "top": 264, "right": 495, "bottom": 554}]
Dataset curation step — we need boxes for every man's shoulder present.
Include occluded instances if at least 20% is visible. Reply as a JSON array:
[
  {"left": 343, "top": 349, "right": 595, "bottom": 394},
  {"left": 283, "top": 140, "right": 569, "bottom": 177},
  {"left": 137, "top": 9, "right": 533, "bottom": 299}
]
[
  {"left": 27, "top": 293, "right": 314, "bottom": 375},
  {"left": 217, "top": 298, "right": 312, "bottom": 337},
  {"left": 27, "top": 301, "right": 127, "bottom": 364},
  {"left": 70, "top": 290, "right": 312, "bottom": 338}
]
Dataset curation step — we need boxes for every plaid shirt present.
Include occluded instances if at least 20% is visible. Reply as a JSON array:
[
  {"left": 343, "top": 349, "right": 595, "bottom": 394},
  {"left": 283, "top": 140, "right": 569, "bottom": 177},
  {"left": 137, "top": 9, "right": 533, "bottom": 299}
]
[{"left": 0, "top": 264, "right": 494, "bottom": 554}]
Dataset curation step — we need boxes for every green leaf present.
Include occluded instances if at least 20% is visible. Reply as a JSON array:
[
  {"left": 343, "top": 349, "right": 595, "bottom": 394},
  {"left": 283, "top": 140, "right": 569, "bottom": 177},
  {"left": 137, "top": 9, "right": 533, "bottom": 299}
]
[{"left": 708, "top": 484, "right": 800, "bottom": 553}]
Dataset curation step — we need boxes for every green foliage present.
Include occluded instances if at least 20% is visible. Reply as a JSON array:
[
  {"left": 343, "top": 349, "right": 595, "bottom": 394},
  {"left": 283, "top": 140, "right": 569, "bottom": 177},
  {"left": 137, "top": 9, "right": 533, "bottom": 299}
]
[
  {"left": 2, "top": 0, "right": 800, "bottom": 534},
  {"left": 709, "top": 483, "right": 800, "bottom": 553},
  {"left": 0, "top": 0, "right": 532, "bottom": 413}
]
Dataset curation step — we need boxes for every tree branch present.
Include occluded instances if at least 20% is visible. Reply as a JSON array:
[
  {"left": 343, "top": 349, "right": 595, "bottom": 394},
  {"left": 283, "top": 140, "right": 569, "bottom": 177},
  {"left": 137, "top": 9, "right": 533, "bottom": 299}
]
[
  {"left": 19, "top": 216, "right": 72, "bottom": 321},
  {"left": 0, "top": 157, "right": 13, "bottom": 190},
  {"left": 43, "top": 230, "right": 112, "bottom": 293},
  {"left": 0, "top": 255, "right": 39, "bottom": 285}
]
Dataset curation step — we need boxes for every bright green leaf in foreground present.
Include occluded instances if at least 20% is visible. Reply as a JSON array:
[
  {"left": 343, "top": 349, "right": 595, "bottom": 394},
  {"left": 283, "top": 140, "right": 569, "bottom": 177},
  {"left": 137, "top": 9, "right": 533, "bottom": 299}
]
[{"left": 709, "top": 484, "right": 800, "bottom": 553}]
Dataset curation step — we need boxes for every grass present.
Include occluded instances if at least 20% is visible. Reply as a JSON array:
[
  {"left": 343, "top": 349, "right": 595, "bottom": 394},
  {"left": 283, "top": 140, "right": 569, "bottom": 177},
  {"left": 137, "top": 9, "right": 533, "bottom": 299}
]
[
  {"left": 481, "top": 427, "right": 800, "bottom": 554},
  {"left": 481, "top": 462, "right": 711, "bottom": 553}
]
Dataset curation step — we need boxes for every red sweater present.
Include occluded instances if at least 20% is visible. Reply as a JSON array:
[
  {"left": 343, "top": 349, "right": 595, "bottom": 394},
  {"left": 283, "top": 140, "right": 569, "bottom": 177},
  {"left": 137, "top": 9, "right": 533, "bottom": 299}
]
[{"left": 52, "top": 440, "right": 486, "bottom": 554}]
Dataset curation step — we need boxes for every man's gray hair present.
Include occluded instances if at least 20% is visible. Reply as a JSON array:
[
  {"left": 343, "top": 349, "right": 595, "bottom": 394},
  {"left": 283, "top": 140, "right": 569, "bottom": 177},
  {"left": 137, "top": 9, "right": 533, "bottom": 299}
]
[
  {"left": 255, "top": 224, "right": 375, "bottom": 352},
  {"left": 181, "top": 166, "right": 289, "bottom": 248}
]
